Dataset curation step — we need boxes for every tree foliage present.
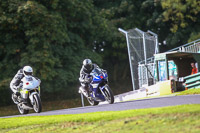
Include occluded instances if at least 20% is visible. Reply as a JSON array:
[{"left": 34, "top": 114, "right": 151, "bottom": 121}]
[
  {"left": 0, "top": 0, "right": 200, "bottom": 106},
  {"left": 161, "top": 0, "right": 200, "bottom": 32},
  {"left": 0, "top": 0, "right": 105, "bottom": 105},
  {"left": 161, "top": 0, "right": 200, "bottom": 46}
]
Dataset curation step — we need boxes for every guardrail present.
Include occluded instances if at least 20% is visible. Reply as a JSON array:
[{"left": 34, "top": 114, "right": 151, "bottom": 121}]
[
  {"left": 168, "top": 38, "right": 200, "bottom": 53},
  {"left": 184, "top": 72, "right": 200, "bottom": 89}
]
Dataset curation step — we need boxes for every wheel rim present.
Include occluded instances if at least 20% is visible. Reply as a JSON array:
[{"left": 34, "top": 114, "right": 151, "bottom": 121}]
[
  {"left": 33, "top": 98, "right": 39, "bottom": 112},
  {"left": 87, "top": 98, "right": 94, "bottom": 105},
  {"left": 104, "top": 87, "right": 111, "bottom": 102},
  {"left": 17, "top": 104, "right": 24, "bottom": 114}
]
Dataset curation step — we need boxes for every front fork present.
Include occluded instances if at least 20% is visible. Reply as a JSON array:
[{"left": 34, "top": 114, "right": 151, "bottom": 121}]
[
  {"left": 19, "top": 87, "right": 40, "bottom": 105},
  {"left": 29, "top": 87, "right": 41, "bottom": 105},
  {"left": 99, "top": 85, "right": 110, "bottom": 101},
  {"left": 29, "top": 92, "right": 39, "bottom": 105},
  {"left": 88, "top": 84, "right": 107, "bottom": 99},
  {"left": 99, "top": 85, "right": 106, "bottom": 97}
]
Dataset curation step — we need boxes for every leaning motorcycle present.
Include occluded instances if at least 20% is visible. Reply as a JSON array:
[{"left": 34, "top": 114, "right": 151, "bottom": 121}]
[
  {"left": 16, "top": 76, "right": 42, "bottom": 114},
  {"left": 79, "top": 68, "right": 114, "bottom": 106}
]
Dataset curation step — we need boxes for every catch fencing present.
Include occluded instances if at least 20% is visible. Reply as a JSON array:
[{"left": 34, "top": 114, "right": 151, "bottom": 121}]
[
  {"left": 119, "top": 27, "right": 200, "bottom": 91},
  {"left": 119, "top": 28, "right": 159, "bottom": 90}
]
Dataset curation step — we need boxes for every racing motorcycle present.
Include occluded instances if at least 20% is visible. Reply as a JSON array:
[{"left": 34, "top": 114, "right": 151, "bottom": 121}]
[
  {"left": 15, "top": 76, "right": 42, "bottom": 114},
  {"left": 79, "top": 68, "right": 114, "bottom": 106}
]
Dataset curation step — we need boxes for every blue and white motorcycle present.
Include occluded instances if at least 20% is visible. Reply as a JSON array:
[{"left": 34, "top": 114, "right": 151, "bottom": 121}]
[{"left": 79, "top": 68, "right": 114, "bottom": 106}]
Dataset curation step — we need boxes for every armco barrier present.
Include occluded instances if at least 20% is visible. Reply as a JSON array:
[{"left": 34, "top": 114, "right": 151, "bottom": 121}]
[
  {"left": 99, "top": 80, "right": 173, "bottom": 105},
  {"left": 184, "top": 72, "right": 200, "bottom": 89},
  {"left": 146, "top": 80, "right": 172, "bottom": 96}
]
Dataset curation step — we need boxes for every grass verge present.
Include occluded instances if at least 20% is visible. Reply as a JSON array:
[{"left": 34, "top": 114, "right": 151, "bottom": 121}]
[
  {"left": 0, "top": 104, "right": 200, "bottom": 133},
  {"left": 176, "top": 88, "right": 200, "bottom": 96}
]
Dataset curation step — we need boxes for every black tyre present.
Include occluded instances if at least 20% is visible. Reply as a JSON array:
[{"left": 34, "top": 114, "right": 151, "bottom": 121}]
[
  {"left": 33, "top": 94, "right": 42, "bottom": 113},
  {"left": 17, "top": 104, "right": 29, "bottom": 114},
  {"left": 103, "top": 85, "right": 114, "bottom": 104},
  {"left": 87, "top": 97, "right": 99, "bottom": 106}
]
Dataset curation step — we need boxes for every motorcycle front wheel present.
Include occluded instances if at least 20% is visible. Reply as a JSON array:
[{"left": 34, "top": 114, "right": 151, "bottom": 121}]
[
  {"left": 33, "top": 94, "right": 42, "bottom": 113},
  {"left": 87, "top": 97, "right": 99, "bottom": 106},
  {"left": 17, "top": 104, "right": 29, "bottom": 114},
  {"left": 103, "top": 85, "right": 114, "bottom": 104}
]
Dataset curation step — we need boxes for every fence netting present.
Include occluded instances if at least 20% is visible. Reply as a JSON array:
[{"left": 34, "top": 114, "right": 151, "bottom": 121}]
[{"left": 120, "top": 28, "right": 158, "bottom": 90}]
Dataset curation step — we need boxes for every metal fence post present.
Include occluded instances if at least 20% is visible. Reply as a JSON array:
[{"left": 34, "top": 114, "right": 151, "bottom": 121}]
[
  {"left": 118, "top": 28, "right": 136, "bottom": 91},
  {"left": 143, "top": 33, "right": 148, "bottom": 85},
  {"left": 81, "top": 93, "right": 84, "bottom": 107}
]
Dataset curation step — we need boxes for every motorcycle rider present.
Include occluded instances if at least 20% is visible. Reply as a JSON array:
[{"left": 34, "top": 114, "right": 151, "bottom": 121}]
[
  {"left": 79, "top": 59, "right": 106, "bottom": 97},
  {"left": 10, "top": 66, "right": 37, "bottom": 104}
]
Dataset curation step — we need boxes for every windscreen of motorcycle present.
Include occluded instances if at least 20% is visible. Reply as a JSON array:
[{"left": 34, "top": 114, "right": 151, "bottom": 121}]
[
  {"left": 22, "top": 76, "right": 40, "bottom": 89},
  {"left": 92, "top": 68, "right": 102, "bottom": 75},
  {"left": 91, "top": 68, "right": 103, "bottom": 83}
]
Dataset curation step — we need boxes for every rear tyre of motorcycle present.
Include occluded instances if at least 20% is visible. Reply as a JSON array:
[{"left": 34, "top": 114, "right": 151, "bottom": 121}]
[
  {"left": 33, "top": 94, "right": 42, "bottom": 113},
  {"left": 87, "top": 97, "right": 99, "bottom": 106},
  {"left": 104, "top": 85, "right": 114, "bottom": 104},
  {"left": 17, "top": 104, "right": 29, "bottom": 114}
]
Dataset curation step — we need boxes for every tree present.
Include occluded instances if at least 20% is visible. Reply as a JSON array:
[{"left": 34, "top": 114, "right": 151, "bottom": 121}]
[
  {"left": 161, "top": 0, "right": 200, "bottom": 45},
  {"left": 0, "top": 0, "right": 107, "bottom": 105}
]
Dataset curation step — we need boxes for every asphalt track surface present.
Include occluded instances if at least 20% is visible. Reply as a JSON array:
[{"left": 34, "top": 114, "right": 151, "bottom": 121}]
[{"left": 1, "top": 95, "right": 200, "bottom": 118}]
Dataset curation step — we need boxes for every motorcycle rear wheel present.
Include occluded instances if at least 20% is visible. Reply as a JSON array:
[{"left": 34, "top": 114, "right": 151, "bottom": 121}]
[
  {"left": 17, "top": 104, "right": 29, "bottom": 114},
  {"left": 103, "top": 85, "right": 114, "bottom": 104},
  {"left": 33, "top": 94, "right": 42, "bottom": 113}
]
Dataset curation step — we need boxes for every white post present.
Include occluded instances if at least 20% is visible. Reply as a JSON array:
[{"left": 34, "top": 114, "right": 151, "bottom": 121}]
[
  {"left": 143, "top": 33, "right": 148, "bottom": 85},
  {"left": 147, "top": 30, "right": 159, "bottom": 83},
  {"left": 81, "top": 93, "right": 84, "bottom": 107},
  {"left": 118, "top": 28, "right": 136, "bottom": 91},
  {"left": 138, "top": 63, "right": 141, "bottom": 88},
  {"left": 155, "top": 36, "right": 159, "bottom": 53},
  {"left": 141, "top": 64, "right": 144, "bottom": 87}
]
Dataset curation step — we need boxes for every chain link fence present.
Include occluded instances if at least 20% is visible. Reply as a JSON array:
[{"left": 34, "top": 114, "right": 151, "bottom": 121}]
[{"left": 119, "top": 28, "right": 158, "bottom": 90}]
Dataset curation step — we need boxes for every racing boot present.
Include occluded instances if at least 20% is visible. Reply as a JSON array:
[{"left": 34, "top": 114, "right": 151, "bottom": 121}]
[
  {"left": 12, "top": 93, "right": 19, "bottom": 104},
  {"left": 79, "top": 86, "right": 90, "bottom": 98}
]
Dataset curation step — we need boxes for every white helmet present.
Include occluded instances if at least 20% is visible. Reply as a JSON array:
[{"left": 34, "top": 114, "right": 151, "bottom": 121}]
[{"left": 23, "top": 66, "right": 33, "bottom": 77}]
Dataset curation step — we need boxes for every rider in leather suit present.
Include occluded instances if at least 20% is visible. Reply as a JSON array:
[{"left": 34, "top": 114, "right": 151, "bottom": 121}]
[
  {"left": 10, "top": 66, "right": 34, "bottom": 104},
  {"left": 79, "top": 59, "right": 100, "bottom": 97}
]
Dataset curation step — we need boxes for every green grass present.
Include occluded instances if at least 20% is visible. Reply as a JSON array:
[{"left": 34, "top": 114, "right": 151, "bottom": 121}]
[
  {"left": 0, "top": 104, "right": 200, "bottom": 133},
  {"left": 176, "top": 88, "right": 200, "bottom": 96}
]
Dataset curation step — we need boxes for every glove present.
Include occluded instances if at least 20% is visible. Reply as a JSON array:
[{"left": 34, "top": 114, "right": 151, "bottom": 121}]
[
  {"left": 38, "top": 79, "right": 41, "bottom": 84},
  {"left": 13, "top": 86, "right": 19, "bottom": 91},
  {"left": 85, "top": 76, "right": 92, "bottom": 83},
  {"left": 79, "top": 77, "right": 84, "bottom": 83},
  {"left": 34, "top": 77, "right": 41, "bottom": 83},
  {"left": 13, "top": 86, "right": 20, "bottom": 95},
  {"left": 102, "top": 69, "right": 107, "bottom": 73}
]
